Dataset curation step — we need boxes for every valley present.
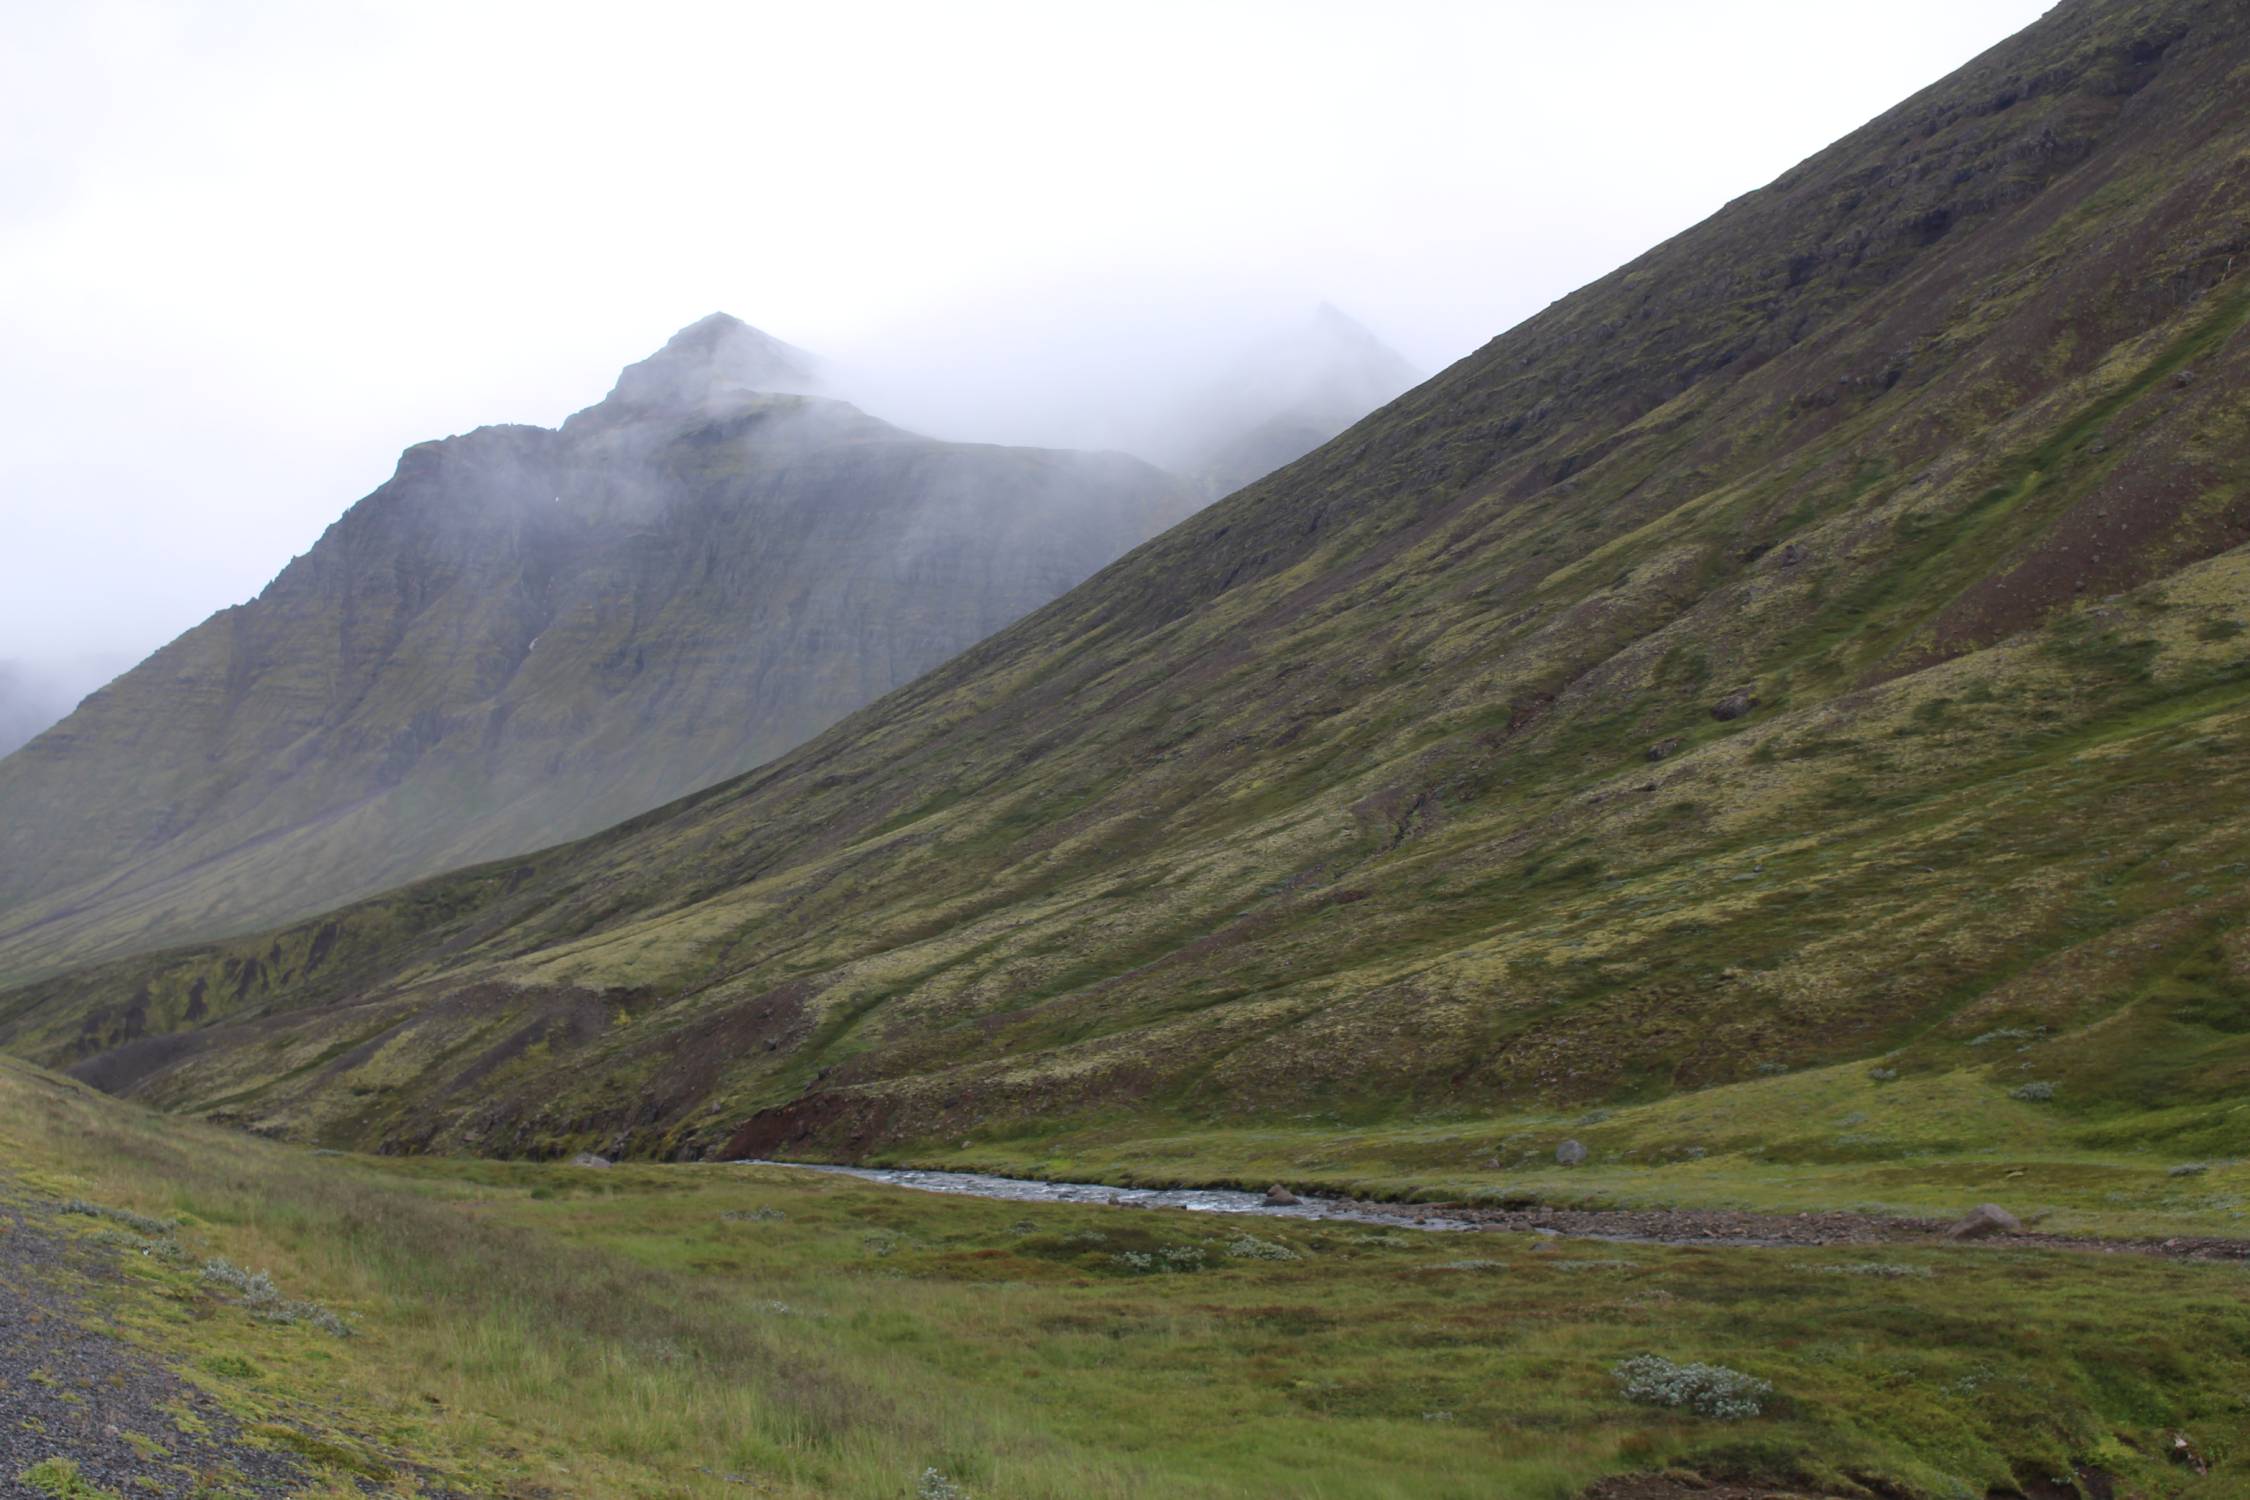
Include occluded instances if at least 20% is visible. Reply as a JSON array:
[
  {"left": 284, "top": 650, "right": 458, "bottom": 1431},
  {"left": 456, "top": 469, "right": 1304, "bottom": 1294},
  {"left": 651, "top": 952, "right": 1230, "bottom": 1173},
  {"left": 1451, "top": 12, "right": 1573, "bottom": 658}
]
[{"left": 4, "top": 0, "right": 2248, "bottom": 1494}]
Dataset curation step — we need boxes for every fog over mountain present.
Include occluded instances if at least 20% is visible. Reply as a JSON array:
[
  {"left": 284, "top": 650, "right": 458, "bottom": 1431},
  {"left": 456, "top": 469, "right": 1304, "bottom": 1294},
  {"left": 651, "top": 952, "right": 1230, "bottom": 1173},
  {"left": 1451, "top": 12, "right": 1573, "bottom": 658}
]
[
  {"left": 8, "top": 6, "right": 2246, "bottom": 1497},
  {"left": 0, "top": 316, "right": 1194, "bottom": 980},
  {"left": 0, "top": 2, "right": 2049, "bottom": 682}
]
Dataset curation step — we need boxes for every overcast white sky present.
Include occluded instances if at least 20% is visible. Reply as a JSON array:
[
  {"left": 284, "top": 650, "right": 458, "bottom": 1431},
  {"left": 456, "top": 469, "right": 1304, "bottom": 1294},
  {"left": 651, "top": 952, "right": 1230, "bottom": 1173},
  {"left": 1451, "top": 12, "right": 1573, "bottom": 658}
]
[{"left": 1, "top": 0, "right": 2051, "bottom": 675}]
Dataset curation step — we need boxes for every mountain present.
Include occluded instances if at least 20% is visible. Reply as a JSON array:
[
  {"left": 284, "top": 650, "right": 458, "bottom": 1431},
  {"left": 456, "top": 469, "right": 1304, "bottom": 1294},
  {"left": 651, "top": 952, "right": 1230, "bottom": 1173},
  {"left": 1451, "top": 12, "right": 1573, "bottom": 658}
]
[
  {"left": 5, "top": 0, "right": 2247, "bottom": 1170},
  {"left": 0, "top": 315, "right": 1191, "bottom": 981},
  {"left": 1158, "top": 304, "right": 1422, "bottom": 496}
]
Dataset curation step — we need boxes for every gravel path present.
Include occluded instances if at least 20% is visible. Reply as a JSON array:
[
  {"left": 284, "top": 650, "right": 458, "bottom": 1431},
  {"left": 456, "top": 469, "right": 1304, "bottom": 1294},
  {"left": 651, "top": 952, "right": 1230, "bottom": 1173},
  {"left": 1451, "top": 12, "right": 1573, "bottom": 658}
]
[{"left": 0, "top": 1194, "right": 321, "bottom": 1498}]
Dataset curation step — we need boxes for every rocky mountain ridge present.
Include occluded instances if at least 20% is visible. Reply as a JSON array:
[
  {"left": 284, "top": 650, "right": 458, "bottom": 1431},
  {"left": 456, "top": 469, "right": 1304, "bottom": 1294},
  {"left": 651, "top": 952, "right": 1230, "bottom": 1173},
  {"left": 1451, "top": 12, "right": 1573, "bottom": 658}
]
[{"left": 0, "top": 318, "right": 1192, "bottom": 979}]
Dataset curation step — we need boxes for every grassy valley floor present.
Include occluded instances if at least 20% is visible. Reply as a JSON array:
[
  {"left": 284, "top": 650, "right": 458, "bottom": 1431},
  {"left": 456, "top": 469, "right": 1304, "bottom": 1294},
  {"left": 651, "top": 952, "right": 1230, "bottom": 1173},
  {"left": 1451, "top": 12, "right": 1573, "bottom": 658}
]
[
  {"left": 2, "top": 1058, "right": 2246, "bottom": 1499},
  {"left": 895, "top": 1048, "right": 2250, "bottom": 1246}
]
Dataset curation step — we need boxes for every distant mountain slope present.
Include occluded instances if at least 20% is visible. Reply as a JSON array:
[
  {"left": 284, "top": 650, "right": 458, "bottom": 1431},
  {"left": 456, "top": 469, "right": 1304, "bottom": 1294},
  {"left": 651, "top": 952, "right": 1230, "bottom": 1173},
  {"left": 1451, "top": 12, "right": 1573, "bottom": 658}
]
[
  {"left": 6, "top": 0, "right": 2249, "bottom": 1168},
  {"left": 0, "top": 315, "right": 1190, "bottom": 980},
  {"left": 1158, "top": 305, "right": 1422, "bottom": 496}
]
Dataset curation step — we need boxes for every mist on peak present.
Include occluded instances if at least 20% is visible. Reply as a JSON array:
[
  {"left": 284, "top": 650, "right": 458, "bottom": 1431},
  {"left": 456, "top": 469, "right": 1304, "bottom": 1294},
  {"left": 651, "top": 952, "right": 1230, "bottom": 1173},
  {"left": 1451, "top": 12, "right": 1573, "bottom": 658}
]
[
  {"left": 1156, "top": 303, "right": 1424, "bottom": 497},
  {"left": 600, "top": 312, "right": 826, "bottom": 414}
]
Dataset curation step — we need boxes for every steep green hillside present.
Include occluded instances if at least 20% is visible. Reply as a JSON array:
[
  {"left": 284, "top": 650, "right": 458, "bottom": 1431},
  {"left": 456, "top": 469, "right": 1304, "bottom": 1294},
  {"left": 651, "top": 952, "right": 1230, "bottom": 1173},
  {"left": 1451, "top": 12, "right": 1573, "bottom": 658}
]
[
  {"left": 0, "top": 315, "right": 1189, "bottom": 981},
  {"left": 6, "top": 0, "right": 2247, "bottom": 1183}
]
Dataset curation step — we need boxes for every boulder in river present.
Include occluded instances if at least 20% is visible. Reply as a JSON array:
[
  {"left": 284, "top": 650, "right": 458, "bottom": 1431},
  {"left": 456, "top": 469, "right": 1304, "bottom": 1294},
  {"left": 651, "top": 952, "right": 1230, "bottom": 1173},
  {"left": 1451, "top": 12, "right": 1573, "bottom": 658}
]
[{"left": 1264, "top": 1183, "right": 1301, "bottom": 1206}]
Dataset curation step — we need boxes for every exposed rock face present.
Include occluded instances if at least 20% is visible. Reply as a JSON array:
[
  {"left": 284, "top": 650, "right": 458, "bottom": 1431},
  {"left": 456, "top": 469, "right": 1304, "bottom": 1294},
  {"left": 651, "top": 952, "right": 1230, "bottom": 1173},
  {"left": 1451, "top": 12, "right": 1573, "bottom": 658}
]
[{"left": 0, "top": 317, "right": 1191, "bottom": 980}]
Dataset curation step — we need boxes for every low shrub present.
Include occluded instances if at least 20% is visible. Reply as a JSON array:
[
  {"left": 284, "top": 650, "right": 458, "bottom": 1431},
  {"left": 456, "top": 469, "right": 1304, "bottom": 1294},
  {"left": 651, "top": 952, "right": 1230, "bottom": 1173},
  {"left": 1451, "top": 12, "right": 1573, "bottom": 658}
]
[
  {"left": 201, "top": 1258, "right": 351, "bottom": 1337},
  {"left": 60, "top": 1199, "right": 174, "bottom": 1237},
  {"left": 1612, "top": 1354, "right": 1772, "bottom": 1420}
]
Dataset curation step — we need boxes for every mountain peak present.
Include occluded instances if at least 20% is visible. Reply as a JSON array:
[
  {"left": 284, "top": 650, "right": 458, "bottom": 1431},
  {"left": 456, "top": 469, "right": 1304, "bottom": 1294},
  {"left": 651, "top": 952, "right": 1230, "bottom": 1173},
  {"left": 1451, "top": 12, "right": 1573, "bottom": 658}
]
[{"left": 601, "top": 313, "right": 824, "bottom": 413}]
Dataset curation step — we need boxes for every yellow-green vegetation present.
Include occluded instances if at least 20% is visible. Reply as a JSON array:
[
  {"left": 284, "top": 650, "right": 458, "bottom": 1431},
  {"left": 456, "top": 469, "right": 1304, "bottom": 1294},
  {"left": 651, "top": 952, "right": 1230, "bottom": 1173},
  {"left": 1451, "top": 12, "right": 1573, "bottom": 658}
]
[
  {"left": 5, "top": 1057, "right": 2246, "bottom": 1499},
  {"left": 6, "top": 1, "right": 2247, "bottom": 1182},
  {"left": 18, "top": 1457, "right": 122, "bottom": 1499},
  {"left": 907, "top": 1049, "right": 2250, "bottom": 1242}
]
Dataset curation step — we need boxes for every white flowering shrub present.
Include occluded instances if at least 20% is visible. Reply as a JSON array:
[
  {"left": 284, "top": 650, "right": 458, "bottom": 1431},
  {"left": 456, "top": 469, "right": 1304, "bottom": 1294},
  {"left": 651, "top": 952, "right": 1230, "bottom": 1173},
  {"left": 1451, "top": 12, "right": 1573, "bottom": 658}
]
[
  {"left": 1611, "top": 1355, "right": 1771, "bottom": 1420},
  {"left": 61, "top": 1199, "right": 176, "bottom": 1237},
  {"left": 201, "top": 1257, "right": 351, "bottom": 1337}
]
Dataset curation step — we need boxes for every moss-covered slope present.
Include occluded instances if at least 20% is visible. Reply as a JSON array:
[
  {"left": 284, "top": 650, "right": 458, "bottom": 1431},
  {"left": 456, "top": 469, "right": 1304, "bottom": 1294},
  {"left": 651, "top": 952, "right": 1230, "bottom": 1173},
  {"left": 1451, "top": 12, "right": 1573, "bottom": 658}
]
[{"left": 6, "top": 0, "right": 2248, "bottom": 1169}]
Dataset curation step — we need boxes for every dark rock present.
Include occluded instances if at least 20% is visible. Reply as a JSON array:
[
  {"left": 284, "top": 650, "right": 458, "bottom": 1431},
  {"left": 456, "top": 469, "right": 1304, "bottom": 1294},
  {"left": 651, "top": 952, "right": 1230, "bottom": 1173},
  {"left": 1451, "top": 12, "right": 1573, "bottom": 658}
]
[
  {"left": 1711, "top": 690, "right": 1758, "bottom": 721},
  {"left": 1646, "top": 736, "right": 1682, "bottom": 762},
  {"left": 1555, "top": 1139, "right": 1589, "bottom": 1167},
  {"left": 1263, "top": 1183, "right": 1301, "bottom": 1206},
  {"left": 1945, "top": 1202, "right": 2020, "bottom": 1239}
]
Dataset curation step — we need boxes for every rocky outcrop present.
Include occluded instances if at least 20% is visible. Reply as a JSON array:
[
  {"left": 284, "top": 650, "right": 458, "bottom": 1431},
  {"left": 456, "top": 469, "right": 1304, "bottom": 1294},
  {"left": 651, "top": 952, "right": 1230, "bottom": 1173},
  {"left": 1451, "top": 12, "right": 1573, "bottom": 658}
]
[{"left": 1946, "top": 1204, "right": 2023, "bottom": 1240}]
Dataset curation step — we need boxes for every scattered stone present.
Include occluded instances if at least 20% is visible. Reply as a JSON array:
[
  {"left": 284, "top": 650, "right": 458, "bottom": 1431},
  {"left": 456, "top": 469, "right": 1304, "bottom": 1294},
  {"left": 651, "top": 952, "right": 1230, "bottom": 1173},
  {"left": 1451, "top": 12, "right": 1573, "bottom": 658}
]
[
  {"left": 570, "top": 1153, "right": 613, "bottom": 1169},
  {"left": 1556, "top": 1139, "right": 1589, "bottom": 1167},
  {"left": 1946, "top": 1203, "right": 2022, "bottom": 1240},
  {"left": 1263, "top": 1183, "right": 1301, "bottom": 1206},
  {"left": 2169, "top": 1162, "right": 2211, "bottom": 1177},
  {"left": 1710, "top": 690, "right": 1758, "bottom": 722},
  {"left": 1646, "top": 736, "right": 1682, "bottom": 762}
]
